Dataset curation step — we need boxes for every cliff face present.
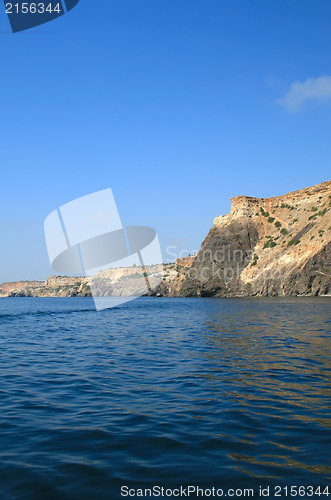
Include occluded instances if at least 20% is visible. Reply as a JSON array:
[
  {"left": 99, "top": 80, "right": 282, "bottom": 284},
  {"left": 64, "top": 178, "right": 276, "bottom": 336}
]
[
  {"left": 0, "top": 276, "right": 91, "bottom": 298},
  {"left": 0, "top": 181, "right": 330, "bottom": 298},
  {"left": 0, "top": 266, "right": 165, "bottom": 298},
  {"left": 179, "top": 180, "right": 331, "bottom": 297}
]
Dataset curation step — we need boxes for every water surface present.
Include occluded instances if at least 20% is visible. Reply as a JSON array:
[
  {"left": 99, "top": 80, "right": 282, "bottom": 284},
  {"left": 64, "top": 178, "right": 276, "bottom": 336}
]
[{"left": 0, "top": 297, "right": 330, "bottom": 499}]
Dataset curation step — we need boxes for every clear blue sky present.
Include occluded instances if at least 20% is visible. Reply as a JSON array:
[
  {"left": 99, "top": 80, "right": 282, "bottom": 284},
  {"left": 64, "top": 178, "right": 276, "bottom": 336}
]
[{"left": 0, "top": 0, "right": 330, "bottom": 282}]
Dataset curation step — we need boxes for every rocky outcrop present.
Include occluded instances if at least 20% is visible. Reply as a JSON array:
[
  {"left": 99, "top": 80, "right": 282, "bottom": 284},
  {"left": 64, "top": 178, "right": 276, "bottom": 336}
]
[
  {"left": 1, "top": 181, "right": 330, "bottom": 298},
  {"left": 0, "top": 276, "right": 91, "bottom": 298},
  {"left": 178, "top": 180, "right": 331, "bottom": 297}
]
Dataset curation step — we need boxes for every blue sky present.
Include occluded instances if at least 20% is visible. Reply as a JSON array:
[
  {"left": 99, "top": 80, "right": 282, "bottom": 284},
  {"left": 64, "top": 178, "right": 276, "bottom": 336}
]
[{"left": 0, "top": 0, "right": 330, "bottom": 282}]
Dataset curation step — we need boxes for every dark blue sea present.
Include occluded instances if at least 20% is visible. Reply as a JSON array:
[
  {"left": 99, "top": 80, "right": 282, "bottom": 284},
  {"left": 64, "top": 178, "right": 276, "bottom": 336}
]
[{"left": 0, "top": 297, "right": 330, "bottom": 499}]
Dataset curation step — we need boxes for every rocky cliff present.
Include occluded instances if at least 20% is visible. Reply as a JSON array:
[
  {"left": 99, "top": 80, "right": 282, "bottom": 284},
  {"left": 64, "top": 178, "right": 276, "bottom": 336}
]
[
  {"left": 0, "top": 276, "right": 91, "bottom": 298},
  {"left": 0, "top": 181, "right": 330, "bottom": 298},
  {"left": 178, "top": 180, "right": 331, "bottom": 297}
]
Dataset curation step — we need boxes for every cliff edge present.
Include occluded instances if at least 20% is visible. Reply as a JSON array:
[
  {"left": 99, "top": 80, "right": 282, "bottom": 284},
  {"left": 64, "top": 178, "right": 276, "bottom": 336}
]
[{"left": 179, "top": 180, "right": 331, "bottom": 296}]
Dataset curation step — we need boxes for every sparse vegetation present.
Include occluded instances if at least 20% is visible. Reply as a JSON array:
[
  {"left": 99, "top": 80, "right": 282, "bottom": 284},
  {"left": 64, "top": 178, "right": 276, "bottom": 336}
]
[
  {"left": 311, "top": 206, "right": 318, "bottom": 212},
  {"left": 264, "top": 239, "right": 277, "bottom": 249},
  {"left": 251, "top": 254, "right": 259, "bottom": 266},
  {"left": 281, "top": 202, "right": 295, "bottom": 210},
  {"left": 288, "top": 238, "right": 300, "bottom": 246}
]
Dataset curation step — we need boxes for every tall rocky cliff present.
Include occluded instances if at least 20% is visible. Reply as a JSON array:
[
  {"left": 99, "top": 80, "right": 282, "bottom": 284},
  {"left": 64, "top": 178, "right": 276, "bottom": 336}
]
[
  {"left": 0, "top": 181, "right": 330, "bottom": 298},
  {"left": 178, "top": 180, "right": 331, "bottom": 296}
]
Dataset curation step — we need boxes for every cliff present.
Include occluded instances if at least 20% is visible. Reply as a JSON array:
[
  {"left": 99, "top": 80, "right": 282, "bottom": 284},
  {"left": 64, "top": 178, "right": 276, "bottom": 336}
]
[
  {"left": 179, "top": 180, "right": 331, "bottom": 297},
  {"left": 0, "top": 181, "right": 330, "bottom": 298},
  {"left": 0, "top": 276, "right": 91, "bottom": 298}
]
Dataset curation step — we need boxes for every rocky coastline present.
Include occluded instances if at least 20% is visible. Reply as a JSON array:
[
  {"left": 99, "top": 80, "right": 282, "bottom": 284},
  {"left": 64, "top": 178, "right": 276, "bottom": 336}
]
[{"left": 1, "top": 181, "right": 330, "bottom": 298}]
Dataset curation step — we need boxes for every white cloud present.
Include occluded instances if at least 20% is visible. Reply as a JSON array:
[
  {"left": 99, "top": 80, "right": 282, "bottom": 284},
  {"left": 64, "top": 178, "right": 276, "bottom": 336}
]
[{"left": 276, "top": 75, "right": 331, "bottom": 112}]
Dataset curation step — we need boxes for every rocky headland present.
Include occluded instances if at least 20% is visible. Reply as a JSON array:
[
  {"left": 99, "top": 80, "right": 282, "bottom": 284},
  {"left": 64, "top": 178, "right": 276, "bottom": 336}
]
[{"left": 1, "top": 181, "right": 330, "bottom": 298}]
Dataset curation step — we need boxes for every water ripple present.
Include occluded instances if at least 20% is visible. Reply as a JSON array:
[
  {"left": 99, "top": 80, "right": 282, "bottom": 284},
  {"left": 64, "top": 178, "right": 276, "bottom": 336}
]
[{"left": 0, "top": 297, "right": 330, "bottom": 499}]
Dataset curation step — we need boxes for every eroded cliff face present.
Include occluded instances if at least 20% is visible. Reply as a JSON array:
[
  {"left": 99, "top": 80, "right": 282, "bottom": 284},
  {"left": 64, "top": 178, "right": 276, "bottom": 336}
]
[
  {"left": 1, "top": 181, "right": 330, "bottom": 298},
  {"left": 179, "top": 180, "right": 331, "bottom": 296},
  {"left": 0, "top": 266, "right": 166, "bottom": 298},
  {"left": 0, "top": 276, "right": 91, "bottom": 297}
]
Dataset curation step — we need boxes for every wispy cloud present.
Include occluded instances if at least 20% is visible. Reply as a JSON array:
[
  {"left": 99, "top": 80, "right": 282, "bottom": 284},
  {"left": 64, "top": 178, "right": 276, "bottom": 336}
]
[{"left": 276, "top": 75, "right": 331, "bottom": 112}]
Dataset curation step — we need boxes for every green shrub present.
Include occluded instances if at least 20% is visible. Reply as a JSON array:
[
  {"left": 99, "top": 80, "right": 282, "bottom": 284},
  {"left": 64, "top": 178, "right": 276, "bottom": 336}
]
[
  {"left": 275, "top": 221, "right": 281, "bottom": 228},
  {"left": 264, "top": 239, "right": 277, "bottom": 249},
  {"left": 280, "top": 203, "right": 295, "bottom": 210},
  {"left": 268, "top": 216, "right": 275, "bottom": 223},
  {"left": 288, "top": 238, "right": 300, "bottom": 246},
  {"left": 251, "top": 254, "right": 259, "bottom": 266},
  {"left": 311, "top": 206, "right": 318, "bottom": 212},
  {"left": 280, "top": 228, "right": 289, "bottom": 235}
]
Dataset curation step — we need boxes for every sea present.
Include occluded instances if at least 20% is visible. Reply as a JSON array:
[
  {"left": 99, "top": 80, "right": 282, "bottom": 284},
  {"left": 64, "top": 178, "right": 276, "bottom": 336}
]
[{"left": 0, "top": 297, "right": 330, "bottom": 499}]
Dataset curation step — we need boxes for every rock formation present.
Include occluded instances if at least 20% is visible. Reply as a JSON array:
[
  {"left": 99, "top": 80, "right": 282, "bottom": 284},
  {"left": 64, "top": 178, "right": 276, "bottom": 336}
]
[
  {"left": 0, "top": 181, "right": 330, "bottom": 298},
  {"left": 179, "top": 180, "right": 331, "bottom": 296}
]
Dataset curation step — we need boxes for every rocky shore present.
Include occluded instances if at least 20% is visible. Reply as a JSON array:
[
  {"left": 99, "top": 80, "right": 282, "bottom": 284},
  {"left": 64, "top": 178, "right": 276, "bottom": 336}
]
[{"left": 1, "top": 181, "right": 330, "bottom": 298}]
